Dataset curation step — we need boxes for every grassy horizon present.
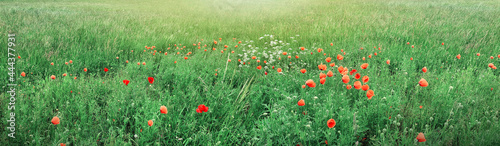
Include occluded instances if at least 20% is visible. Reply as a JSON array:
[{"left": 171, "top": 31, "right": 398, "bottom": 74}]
[{"left": 1, "top": 0, "right": 499, "bottom": 145}]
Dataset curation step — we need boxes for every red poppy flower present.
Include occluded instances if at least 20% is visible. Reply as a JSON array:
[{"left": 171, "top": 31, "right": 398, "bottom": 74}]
[
  {"left": 298, "top": 99, "right": 305, "bottom": 106},
  {"left": 367, "top": 90, "right": 374, "bottom": 99},
  {"left": 327, "top": 71, "right": 333, "bottom": 77},
  {"left": 148, "top": 77, "right": 154, "bottom": 84},
  {"left": 362, "top": 84, "right": 369, "bottom": 91},
  {"left": 419, "top": 78, "right": 428, "bottom": 87},
  {"left": 361, "top": 63, "right": 369, "bottom": 69},
  {"left": 354, "top": 81, "right": 362, "bottom": 89},
  {"left": 349, "top": 69, "right": 357, "bottom": 75},
  {"left": 362, "top": 76, "right": 369, "bottom": 83},
  {"left": 416, "top": 133, "right": 426, "bottom": 142},
  {"left": 160, "top": 106, "right": 168, "bottom": 114},
  {"left": 337, "top": 54, "right": 344, "bottom": 60},
  {"left": 354, "top": 73, "right": 361, "bottom": 80},
  {"left": 320, "top": 78, "right": 326, "bottom": 84},
  {"left": 104, "top": 68, "right": 108, "bottom": 72},
  {"left": 342, "top": 75, "right": 350, "bottom": 84},
  {"left": 320, "top": 72, "right": 327, "bottom": 79},
  {"left": 197, "top": 104, "right": 209, "bottom": 113},
  {"left": 338, "top": 66, "right": 344, "bottom": 74},
  {"left": 318, "top": 64, "right": 327, "bottom": 71},
  {"left": 306, "top": 79, "right": 316, "bottom": 88},
  {"left": 51, "top": 116, "right": 60, "bottom": 125},
  {"left": 123, "top": 80, "right": 130, "bottom": 86},
  {"left": 327, "top": 119, "right": 336, "bottom": 128},
  {"left": 325, "top": 57, "right": 332, "bottom": 63}
]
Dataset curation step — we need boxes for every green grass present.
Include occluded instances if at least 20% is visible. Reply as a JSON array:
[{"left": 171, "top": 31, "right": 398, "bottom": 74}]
[{"left": 1, "top": 0, "right": 499, "bottom": 145}]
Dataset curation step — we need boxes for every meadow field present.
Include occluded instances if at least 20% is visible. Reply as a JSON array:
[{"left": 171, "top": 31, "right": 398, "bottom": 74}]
[{"left": 1, "top": 0, "right": 500, "bottom": 145}]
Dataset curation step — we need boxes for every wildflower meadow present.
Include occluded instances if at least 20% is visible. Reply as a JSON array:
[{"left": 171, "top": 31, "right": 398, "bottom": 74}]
[{"left": 1, "top": 0, "right": 499, "bottom": 145}]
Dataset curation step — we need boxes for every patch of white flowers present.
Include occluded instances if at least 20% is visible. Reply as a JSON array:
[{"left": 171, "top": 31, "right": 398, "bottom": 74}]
[{"left": 237, "top": 34, "right": 300, "bottom": 67}]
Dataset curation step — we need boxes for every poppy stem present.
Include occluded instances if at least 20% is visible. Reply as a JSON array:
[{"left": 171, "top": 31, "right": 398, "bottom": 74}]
[{"left": 222, "top": 53, "right": 230, "bottom": 84}]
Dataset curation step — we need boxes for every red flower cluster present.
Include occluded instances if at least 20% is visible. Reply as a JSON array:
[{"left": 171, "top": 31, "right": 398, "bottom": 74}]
[{"left": 196, "top": 104, "right": 209, "bottom": 113}]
